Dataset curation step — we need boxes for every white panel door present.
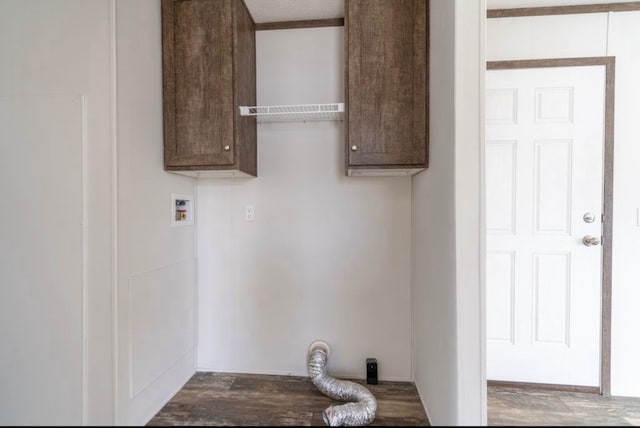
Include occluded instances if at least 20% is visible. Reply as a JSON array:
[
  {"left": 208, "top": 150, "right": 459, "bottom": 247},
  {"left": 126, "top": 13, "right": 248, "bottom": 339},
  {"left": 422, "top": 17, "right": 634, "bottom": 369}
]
[{"left": 486, "top": 66, "right": 605, "bottom": 386}]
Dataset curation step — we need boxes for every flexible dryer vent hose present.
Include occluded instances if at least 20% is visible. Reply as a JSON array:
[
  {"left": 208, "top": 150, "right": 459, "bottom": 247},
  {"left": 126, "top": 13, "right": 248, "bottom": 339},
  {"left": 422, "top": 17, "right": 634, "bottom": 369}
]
[{"left": 307, "top": 341, "right": 377, "bottom": 426}]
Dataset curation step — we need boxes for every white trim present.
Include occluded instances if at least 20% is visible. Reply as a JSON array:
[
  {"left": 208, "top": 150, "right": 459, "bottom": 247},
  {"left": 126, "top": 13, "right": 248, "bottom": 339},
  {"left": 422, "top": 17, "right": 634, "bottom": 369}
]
[
  {"left": 194, "top": 366, "right": 412, "bottom": 383},
  {"left": 414, "top": 378, "right": 433, "bottom": 426},
  {"left": 110, "top": 0, "right": 119, "bottom": 423},
  {"left": 410, "top": 177, "right": 416, "bottom": 382},
  {"left": 167, "top": 169, "right": 255, "bottom": 178},
  {"left": 454, "top": 0, "right": 485, "bottom": 423},
  {"left": 347, "top": 168, "right": 424, "bottom": 177},
  {"left": 230, "top": 178, "right": 237, "bottom": 370},
  {"left": 81, "top": 94, "right": 89, "bottom": 426},
  {"left": 478, "top": 0, "right": 489, "bottom": 424},
  {"left": 193, "top": 184, "right": 200, "bottom": 365}
]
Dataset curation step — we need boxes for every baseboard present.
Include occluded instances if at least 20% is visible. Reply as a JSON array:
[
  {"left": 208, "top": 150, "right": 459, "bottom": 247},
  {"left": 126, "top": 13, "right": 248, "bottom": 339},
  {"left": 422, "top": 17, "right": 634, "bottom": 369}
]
[
  {"left": 413, "top": 380, "right": 433, "bottom": 426},
  {"left": 487, "top": 379, "right": 600, "bottom": 394}
]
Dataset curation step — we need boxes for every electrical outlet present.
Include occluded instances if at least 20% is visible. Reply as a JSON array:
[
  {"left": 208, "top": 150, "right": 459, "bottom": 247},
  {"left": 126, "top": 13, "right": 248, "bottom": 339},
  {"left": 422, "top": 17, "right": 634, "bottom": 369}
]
[{"left": 245, "top": 205, "right": 255, "bottom": 221}]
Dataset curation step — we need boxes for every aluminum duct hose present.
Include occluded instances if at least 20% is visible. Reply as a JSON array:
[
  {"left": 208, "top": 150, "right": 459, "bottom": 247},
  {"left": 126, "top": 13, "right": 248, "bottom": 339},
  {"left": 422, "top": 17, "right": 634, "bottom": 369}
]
[{"left": 307, "top": 341, "right": 377, "bottom": 426}]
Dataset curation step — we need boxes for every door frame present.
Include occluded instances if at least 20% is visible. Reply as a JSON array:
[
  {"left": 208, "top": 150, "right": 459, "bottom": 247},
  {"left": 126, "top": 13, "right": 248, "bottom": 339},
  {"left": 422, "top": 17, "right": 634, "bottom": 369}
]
[{"left": 486, "top": 57, "right": 615, "bottom": 396}]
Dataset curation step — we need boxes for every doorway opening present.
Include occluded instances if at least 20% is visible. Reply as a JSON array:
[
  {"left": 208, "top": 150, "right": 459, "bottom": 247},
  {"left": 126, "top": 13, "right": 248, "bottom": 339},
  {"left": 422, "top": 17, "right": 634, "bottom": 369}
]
[{"left": 484, "top": 57, "right": 615, "bottom": 396}]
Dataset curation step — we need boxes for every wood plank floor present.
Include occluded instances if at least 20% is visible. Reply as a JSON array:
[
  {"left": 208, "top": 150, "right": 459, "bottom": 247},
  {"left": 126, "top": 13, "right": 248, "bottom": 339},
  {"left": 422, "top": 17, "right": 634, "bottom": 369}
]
[
  {"left": 148, "top": 372, "right": 430, "bottom": 426},
  {"left": 488, "top": 385, "right": 640, "bottom": 426},
  {"left": 149, "top": 373, "right": 640, "bottom": 426}
]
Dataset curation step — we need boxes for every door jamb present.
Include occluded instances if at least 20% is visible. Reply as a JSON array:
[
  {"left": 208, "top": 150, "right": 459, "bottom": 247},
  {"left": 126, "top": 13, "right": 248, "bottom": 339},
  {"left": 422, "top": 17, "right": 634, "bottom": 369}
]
[{"left": 486, "top": 57, "right": 615, "bottom": 397}]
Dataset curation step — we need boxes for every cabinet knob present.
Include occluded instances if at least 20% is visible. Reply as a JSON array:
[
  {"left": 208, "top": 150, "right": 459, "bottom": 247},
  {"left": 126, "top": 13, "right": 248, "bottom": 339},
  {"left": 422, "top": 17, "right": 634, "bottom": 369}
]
[
  {"left": 351, "top": 145, "right": 358, "bottom": 151},
  {"left": 224, "top": 145, "right": 230, "bottom": 151}
]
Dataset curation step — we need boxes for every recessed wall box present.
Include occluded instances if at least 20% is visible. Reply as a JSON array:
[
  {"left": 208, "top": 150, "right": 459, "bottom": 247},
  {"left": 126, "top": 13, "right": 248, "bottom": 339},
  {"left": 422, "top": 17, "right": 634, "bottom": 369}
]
[{"left": 171, "top": 193, "right": 194, "bottom": 227}]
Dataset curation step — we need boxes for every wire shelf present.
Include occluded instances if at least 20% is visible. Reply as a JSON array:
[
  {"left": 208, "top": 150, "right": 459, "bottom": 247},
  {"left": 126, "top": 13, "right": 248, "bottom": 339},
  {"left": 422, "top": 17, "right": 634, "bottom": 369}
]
[{"left": 239, "top": 103, "right": 344, "bottom": 123}]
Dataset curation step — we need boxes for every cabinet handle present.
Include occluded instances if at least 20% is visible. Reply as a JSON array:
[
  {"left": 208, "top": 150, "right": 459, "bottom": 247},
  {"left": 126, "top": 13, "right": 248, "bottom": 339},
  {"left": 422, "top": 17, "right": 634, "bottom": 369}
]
[
  {"left": 224, "top": 145, "right": 230, "bottom": 151},
  {"left": 351, "top": 145, "right": 358, "bottom": 151}
]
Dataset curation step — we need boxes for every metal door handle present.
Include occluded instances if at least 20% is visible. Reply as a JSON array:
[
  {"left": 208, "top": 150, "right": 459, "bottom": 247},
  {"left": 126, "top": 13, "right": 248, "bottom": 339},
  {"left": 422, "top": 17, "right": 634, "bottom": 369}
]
[{"left": 583, "top": 235, "right": 601, "bottom": 246}]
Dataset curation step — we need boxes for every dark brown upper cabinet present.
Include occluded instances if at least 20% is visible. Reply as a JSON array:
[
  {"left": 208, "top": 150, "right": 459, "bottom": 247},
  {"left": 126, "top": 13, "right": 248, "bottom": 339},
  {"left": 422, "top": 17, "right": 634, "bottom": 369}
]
[
  {"left": 345, "top": 0, "right": 429, "bottom": 176},
  {"left": 162, "top": 0, "right": 257, "bottom": 177}
]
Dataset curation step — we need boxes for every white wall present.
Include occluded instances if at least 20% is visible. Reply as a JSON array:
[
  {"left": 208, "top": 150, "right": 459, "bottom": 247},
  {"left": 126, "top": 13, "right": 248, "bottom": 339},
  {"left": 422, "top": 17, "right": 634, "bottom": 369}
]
[
  {"left": 488, "top": 9, "right": 640, "bottom": 398},
  {"left": 0, "top": 1, "right": 114, "bottom": 424},
  {"left": 0, "top": 1, "right": 198, "bottom": 424},
  {"left": 197, "top": 26, "right": 413, "bottom": 381},
  {"left": 0, "top": 1, "right": 487, "bottom": 424},
  {"left": 413, "top": 0, "right": 486, "bottom": 425},
  {"left": 115, "top": 0, "right": 198, "bottom": 425},
  {"left": 413, "top": 0, "right": 457, "bottom": 424},
  {"left": 454, "top": 1, "right": 487, "bottom": 424}
]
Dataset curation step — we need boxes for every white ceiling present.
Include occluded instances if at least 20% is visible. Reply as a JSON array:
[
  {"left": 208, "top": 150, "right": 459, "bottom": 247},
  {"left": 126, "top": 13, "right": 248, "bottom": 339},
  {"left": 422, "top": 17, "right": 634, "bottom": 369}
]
[
  {"left": 244, "top": 0, "right": 344, "bottom": 24},
  {"left": 243, "top": 1, "right": 628, "bottom": 24}
]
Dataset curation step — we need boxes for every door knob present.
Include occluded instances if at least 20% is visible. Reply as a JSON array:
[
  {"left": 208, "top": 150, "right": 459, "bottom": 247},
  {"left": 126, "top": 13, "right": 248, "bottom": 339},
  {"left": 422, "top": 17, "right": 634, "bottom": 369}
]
[{"left": 583, "top": 235, "right": 601, "bottom": 246}]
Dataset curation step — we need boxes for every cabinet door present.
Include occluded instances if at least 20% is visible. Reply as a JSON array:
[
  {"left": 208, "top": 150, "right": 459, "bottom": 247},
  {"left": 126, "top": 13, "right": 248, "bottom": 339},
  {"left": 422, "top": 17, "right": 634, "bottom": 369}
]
[
  {"left": 346, "top": 0, "right": 428, "bottom": 168},
  {"left": 163, "top": 0, "right": 235, "bottom": 168}
]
